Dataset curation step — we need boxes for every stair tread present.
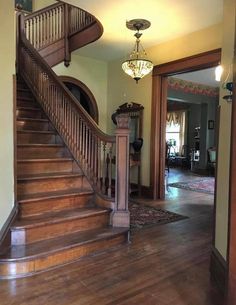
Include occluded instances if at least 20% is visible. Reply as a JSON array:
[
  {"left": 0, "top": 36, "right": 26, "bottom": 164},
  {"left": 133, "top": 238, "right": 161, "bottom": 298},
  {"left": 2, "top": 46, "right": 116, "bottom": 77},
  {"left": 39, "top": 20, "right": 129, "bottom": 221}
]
[
  {"left": 17, "top": 143, "right": 64, "bottom": 147},
  {"left": 12, "top": 207, "right": 109, "bottom": 229},
  {"left": 17, "top": 106, "right": 41, "bottom": 111},
  {"left": 17, "top": 87, "right": 30, "bottom": 91},
  {"left": 18, "top": 189, "right": 93, "bottom": 202},
  {"left": 18, "top": 171, "right": 83, "bottom": 180},
  {"left": 18, "top": 157, "right": 73, "bottom": 163},
  {"left": 17, "top": 130, "right": 55, "bottom": 134},
  {"left": 0, "top": 227, "right": 128, "bottom": 261},
  {"left": 17, "top": 117, "right": 48, "bottom": 122},
  {"left": 17, "top": 99, "right": 36, "bottom": 104}
]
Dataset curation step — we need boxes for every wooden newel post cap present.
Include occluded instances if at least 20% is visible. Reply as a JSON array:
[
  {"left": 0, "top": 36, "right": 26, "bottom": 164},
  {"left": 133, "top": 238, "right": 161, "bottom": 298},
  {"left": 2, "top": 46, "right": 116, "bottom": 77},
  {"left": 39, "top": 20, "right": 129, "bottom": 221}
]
[{"left": 116, "top": 114, "right": 130, "bottom": 129}]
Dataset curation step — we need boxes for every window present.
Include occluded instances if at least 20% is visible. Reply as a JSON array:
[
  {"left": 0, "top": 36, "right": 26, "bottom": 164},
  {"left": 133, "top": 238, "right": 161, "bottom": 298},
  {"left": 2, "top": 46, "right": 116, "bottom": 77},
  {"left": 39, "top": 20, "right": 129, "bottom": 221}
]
[{"left": 166, "top": 111, "right": 186, "bottom": 154}]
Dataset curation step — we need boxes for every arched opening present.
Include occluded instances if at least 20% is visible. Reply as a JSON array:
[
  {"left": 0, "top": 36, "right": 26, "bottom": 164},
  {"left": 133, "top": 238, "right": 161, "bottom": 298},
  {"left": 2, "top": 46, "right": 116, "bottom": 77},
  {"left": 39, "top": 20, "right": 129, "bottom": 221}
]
[{"left": 59, "top": 76, "right": 99, "bottom": 124}]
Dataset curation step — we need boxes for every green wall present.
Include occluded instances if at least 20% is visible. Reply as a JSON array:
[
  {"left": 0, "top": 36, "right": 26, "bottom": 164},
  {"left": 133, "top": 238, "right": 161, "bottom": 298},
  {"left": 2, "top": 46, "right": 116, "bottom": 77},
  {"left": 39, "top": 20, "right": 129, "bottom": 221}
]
[{"left": 0, "top": 1, "right": 15, "bottom": 232}]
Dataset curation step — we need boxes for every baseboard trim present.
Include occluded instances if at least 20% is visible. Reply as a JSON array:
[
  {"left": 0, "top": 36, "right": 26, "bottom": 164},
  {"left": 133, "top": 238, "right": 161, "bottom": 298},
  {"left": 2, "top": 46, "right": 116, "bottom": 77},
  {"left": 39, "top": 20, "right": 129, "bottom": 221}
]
[
  {"left": 141, "top": 185, "right": 153, "bottom": 198},
  {"left": 210, "top": 246, "right": 227, "bottom": 295},
  {"left": 0, "top": 203, "right": 18, "bottom": 247},
  {"left": 130, "top": 182, "right": 153, "bottom": 198}
]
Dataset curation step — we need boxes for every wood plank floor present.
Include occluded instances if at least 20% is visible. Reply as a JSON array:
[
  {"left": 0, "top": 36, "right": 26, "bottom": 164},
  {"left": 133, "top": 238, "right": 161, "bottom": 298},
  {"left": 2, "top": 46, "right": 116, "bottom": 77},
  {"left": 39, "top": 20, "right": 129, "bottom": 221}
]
[{"left": 0, "top": 169, "right": 223, "bottom": 305}]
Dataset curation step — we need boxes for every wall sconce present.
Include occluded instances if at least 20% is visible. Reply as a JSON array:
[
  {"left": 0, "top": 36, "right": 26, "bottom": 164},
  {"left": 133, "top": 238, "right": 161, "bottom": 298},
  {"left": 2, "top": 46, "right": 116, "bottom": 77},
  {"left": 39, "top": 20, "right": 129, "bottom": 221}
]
[
  {"left": 223, "top": 82, "right": 233, "bottom": 102},
  {"left": 215, "top": 63, "right": 233, "bottom": 102},
  {"left": 215, "top": 65, "right": 223, "bottom": 82}
]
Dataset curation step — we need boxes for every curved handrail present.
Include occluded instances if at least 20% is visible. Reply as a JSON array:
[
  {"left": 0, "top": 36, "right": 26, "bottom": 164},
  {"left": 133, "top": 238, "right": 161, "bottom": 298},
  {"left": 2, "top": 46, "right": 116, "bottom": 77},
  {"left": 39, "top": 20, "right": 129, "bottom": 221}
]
[
  {"left": 23, "top": 2, "right": 103, "bottom": 65},
  {"left": 20, "top": 34, "right": 114, "bottom": 143},
  {"left": 18, "top": 7, "right": 115, "bottom": 198}
]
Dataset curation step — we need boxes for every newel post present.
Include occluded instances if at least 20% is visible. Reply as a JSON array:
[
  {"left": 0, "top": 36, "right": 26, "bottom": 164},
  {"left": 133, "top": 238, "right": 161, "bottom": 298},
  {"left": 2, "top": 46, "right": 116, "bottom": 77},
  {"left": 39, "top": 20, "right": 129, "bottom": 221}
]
[
  {"left": 16, "top": 12, "right": 24, "bottom": 74},
  {"left": 112, "top": 114, "right": 130, "bottom": 228}
]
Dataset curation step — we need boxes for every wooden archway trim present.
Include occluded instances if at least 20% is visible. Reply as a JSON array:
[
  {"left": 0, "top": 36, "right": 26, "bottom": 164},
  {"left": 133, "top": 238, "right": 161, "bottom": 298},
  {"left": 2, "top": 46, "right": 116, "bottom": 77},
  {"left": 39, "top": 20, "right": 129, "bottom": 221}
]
[
  {"left": 150, "top": 48, "right": 221, "bottom": 199},
  {"left": 59, "top": 76, "right": 99, "bottom": 124}
]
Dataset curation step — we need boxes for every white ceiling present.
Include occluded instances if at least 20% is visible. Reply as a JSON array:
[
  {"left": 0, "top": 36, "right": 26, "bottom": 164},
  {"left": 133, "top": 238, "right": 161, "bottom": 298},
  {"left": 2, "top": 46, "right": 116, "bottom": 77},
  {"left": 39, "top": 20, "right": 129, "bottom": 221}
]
[
  {"left": 62, "top": 0, "right": 223, "bottom": 61},
  {"left": 173, "top": 67, "right": 219, "bottom": 87}
]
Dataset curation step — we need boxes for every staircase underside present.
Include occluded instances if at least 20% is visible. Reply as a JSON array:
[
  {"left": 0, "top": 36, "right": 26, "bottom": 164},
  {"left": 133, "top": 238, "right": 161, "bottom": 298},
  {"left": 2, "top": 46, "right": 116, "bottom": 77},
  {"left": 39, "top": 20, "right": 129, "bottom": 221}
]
[{"left": 0, "top": 79, "right": 128, "bottom": 279}]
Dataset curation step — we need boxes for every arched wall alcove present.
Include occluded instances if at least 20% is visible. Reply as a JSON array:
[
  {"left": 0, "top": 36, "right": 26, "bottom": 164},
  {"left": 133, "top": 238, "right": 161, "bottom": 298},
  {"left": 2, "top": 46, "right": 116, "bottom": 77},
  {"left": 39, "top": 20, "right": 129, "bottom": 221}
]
[{"left": 59, "top": 76, "right": 99, "bottom": 124}]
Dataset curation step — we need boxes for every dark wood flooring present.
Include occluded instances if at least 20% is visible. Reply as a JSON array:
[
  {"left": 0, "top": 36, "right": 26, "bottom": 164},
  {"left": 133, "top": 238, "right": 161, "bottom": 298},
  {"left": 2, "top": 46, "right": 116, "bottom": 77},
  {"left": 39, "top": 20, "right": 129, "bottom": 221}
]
[{"left": 0, "top": 169, "right": 223, "bottom": 305}]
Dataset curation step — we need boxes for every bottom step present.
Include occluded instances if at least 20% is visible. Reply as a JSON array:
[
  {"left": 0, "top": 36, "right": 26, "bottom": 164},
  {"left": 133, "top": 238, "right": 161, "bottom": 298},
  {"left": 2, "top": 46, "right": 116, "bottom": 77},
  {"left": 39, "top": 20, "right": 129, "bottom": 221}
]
[{"left": 0, "top": 227, "right": 128, "bottom": 279}]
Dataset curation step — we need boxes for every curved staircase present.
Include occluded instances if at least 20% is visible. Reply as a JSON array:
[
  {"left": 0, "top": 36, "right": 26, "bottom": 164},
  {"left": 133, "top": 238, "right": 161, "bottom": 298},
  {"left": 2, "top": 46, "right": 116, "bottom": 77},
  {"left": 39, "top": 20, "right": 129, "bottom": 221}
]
[{"left": 0, "top": 3, "right": 130, "bottom": 279}]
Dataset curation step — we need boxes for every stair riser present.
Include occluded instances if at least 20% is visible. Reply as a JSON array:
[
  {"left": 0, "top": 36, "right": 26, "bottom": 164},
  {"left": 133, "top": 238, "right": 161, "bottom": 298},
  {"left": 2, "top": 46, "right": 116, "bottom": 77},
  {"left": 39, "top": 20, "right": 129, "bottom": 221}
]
[
  {"left": 17, "top": 89, "right": 29, "bottom": 95},
  {"left": 11, "top": 213, "right": 110, "bottom": 245},
  {"left": 17, "top": 100, "right": 39, "bottom": 108},
  {"left": 17, "top": 88, "right": 31, "bottom": 94},
  {"left": 17, "top": 91, "right": 33, "bottom": 99},
  {"left": 17, "top": 108, "right": 45, "bottom": 119},
  {"left": 17, "top": 120, "right": 52, "bottom": 131},
  {"left": 17, "top": 132, "right": 60, "bottom": 144},
  {"left": 17, "top": 146, "right": 69, "bottom": 159},
  {"left": 19, "top": 194, "right": 93, "bottom": 217},
  {"left": 0, "top": 234, "right": 127, "bottom": 279},
  {"left": 17, "top": 175, "right": 90, "bottom": 196},
  {"left": 17, "top": 159, "right": 77, "bottom": 175}
]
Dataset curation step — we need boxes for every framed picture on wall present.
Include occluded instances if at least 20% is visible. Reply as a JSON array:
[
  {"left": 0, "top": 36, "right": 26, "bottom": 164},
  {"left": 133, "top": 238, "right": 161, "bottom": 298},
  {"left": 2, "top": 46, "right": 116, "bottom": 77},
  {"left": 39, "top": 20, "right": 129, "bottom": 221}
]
[
  {"left": 208, "top": 120, "right": 215, "bottom": 130},
  {"left": 15, "top": 0, "right": 33, "bottom": 13}
]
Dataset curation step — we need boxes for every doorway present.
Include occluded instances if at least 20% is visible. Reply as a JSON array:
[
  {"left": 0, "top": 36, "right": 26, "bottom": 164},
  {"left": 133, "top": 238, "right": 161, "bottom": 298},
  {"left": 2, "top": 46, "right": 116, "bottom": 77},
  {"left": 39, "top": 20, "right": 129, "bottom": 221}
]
[
  {"left": 150, "top": 49, "right": 221, "bottom": 200},
  {"left": 165, "top": 68, "right": 219, "bottom": 195},
  {"left": 59, "top": 76, "right": 99, "bottom": 124}
]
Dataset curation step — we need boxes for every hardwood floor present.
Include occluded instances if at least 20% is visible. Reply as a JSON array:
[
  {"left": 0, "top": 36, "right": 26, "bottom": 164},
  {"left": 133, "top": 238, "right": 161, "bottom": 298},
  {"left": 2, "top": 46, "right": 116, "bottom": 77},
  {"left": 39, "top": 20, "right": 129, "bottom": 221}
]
[{"left": 0, "top": 169, "right": 223, "bottom": 305}]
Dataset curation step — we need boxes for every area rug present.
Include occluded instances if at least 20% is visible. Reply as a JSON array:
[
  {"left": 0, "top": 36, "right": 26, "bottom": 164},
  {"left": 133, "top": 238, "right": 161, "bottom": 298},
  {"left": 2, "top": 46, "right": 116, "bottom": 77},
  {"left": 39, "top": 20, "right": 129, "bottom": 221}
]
[
  {"left": 168, "top": 177, "right": 215, "bottom": 194},
  {"left": 129, "top": 201, "right": 187, "bottom": 230}
]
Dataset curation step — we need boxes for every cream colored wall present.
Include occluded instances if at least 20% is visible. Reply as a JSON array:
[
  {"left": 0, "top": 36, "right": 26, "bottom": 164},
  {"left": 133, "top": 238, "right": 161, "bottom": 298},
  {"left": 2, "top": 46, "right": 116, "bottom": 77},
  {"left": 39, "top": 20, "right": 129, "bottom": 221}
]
[
  {"left": 215, "top": 0, "right": 235, "bottom": 259},
  {"left": 33, "top": 0, "right": 56, "bottom": 11},
  {"left": 107, "top": 24, "right": 222, "bottom": 186},
  {"left": 53, "top": 53, "right": 108, "bottom": 132},
  {"left": 0, "top": 1, "right": 15, "bottom": 231}
]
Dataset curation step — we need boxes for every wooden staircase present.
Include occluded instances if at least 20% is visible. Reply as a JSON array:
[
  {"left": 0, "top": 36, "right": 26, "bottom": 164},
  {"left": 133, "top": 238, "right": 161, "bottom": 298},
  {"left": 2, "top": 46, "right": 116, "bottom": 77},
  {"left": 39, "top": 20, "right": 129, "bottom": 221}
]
[{"left": 0, "top": 80, "right": 128, "bottom": 279}]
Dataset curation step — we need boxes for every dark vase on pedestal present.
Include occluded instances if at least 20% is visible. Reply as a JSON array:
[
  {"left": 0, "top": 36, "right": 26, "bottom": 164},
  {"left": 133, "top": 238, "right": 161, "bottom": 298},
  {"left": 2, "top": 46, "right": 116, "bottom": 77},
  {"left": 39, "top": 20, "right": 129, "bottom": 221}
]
[{"left": 132, "top": 138, "right": 143, "bottom": 152}]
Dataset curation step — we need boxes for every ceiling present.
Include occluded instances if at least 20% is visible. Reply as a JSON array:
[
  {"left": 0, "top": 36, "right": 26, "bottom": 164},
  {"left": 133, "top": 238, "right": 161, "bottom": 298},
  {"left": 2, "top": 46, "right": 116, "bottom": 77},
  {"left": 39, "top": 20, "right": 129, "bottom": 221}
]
[
  {"left": 62, "top": 0, "right": 223, "bottom": 61},
  {"left": 173, "top": 67, "right": 219, "bottom": 87}
]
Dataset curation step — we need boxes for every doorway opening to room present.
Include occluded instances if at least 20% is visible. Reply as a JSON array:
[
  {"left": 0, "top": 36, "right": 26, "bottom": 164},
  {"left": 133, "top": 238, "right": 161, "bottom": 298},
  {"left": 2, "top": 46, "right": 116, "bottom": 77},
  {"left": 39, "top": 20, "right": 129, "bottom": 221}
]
[
  {"left": 165, "top": 68, "right": 219, "bottom": 196},
  {"left": 150, "top": 48, "right": 221, "bottom": 200},
  {"left": 59, "top": 76, "right": 99, "bottom": 123}
]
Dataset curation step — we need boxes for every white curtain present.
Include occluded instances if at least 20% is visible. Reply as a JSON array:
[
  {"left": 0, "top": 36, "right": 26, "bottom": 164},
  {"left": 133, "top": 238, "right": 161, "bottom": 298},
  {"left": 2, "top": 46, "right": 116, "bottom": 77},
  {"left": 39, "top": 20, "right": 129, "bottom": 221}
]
[{"left": 167, "top": 110, "right": 186, "bottom": 153}]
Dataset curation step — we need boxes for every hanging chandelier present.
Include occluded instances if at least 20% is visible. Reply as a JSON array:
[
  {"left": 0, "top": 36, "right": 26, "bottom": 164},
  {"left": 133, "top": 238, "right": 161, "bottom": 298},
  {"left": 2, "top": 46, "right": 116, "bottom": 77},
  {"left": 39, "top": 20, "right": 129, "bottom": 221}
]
[{"left": 122, "top": 19, "right": 153, "bottom": 83}]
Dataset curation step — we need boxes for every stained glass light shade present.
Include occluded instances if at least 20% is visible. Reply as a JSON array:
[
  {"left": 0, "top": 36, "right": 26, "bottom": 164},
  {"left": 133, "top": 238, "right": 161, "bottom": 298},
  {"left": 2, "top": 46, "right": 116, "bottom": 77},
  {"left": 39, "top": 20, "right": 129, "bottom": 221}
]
[
  {"left": 122, "top": 19, "right": 153, "bottom": 83},
  {"left": 122, "top": 59, "right": 153, "bottom": 83}
]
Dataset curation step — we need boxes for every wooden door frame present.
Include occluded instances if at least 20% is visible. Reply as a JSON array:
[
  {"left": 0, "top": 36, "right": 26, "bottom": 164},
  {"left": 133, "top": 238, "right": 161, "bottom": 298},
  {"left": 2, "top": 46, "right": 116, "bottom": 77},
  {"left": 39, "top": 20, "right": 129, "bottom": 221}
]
[
  {"left": 150, "top": 48, "right": 222, "bottom": 200},
  {"left": 227, "top": 43, "right": 236, "bottom": 304}
]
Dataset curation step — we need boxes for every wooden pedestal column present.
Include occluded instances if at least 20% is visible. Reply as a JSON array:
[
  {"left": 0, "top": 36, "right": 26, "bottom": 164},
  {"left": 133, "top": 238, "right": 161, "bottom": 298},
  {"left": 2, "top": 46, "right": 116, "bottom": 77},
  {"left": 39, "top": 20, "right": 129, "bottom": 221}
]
[{"left": 112, "top": 114, "right": 130, "bottom": 228}]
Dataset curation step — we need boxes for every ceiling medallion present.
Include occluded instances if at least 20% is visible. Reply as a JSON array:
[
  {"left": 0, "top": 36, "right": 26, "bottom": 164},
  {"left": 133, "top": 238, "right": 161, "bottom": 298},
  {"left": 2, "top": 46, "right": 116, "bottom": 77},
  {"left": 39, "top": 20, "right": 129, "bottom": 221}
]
[{"left": 122, "top": 19, "right": 153, "bottom": 84}]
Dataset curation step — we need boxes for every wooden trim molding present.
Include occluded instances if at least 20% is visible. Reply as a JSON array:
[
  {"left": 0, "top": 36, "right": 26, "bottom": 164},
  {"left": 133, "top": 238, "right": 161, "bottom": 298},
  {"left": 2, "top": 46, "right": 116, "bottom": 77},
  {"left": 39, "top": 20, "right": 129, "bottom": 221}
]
[
  {"left": 13, "top": 75, "right": 17, "bottom": 202},
  {"left": 210, "top": 246, "right": 227, "bottom": 296},
  {"left": 227, "top": 42, "right": 236, "bottom": 304},
  {"left": 153, "top": 49, "right": 221, "bottom": 76},
  {"left": 150, "top": 48, "right": 222, "bottom": 199},
  {"left": 59, "top": 76, "right": 99, "bottom": 124},
  {"left": 0, "top": 205, "right": 18, "bottom": 248},
  {"left": 212, "top": 105, "right": 221, "bottom": 244}
]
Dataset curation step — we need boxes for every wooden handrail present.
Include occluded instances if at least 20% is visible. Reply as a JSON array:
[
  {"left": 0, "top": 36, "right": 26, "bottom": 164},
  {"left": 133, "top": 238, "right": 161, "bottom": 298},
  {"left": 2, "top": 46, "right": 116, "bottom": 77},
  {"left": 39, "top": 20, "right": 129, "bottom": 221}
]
[
  {"left": 24, "top": 3, "right": 63, "bottom": 20},
  {"left": 17, "top": 4, "right": 130, "bottom": 227},
  {"left": 23, "top": 2, "right": 101, "bottom": 61},
  {"left": 19, "top": 33, "right": 114, "bottom": 143},
  {"left": 19, "top": 12, "right": 115, "bottom": 198}
]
